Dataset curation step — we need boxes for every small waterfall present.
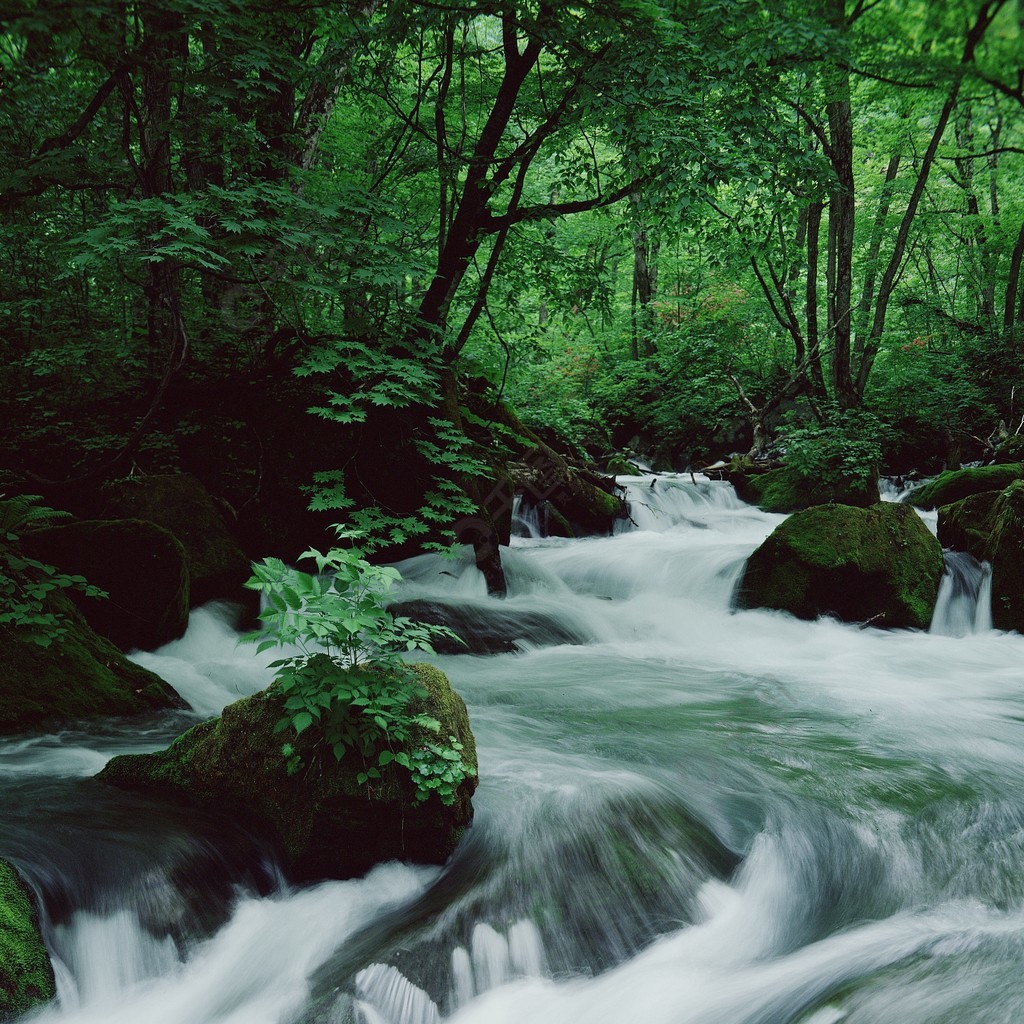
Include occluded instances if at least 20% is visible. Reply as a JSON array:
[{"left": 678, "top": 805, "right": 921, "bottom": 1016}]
[
  {"left": 450, "top": 921, "right": 547, "bottom": 1009},
  {"left": 930, "top": 551, "right": 992, "bottom": 636},
  {"left": 510, "top": 494, "right": 542, "bottom": 539},
  {"left": 616, "top": 474, "right": 750, "bottom": 534}
]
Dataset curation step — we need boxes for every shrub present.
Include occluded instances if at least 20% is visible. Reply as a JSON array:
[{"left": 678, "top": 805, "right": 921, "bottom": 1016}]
[{"left": 244, "top": 535, "right": 474, "bottom": 805}]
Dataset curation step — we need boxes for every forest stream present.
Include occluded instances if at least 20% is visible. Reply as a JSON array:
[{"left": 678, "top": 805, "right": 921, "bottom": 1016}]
[{"left": 4, "top": 475, "right": 1024, "bottom": 1024}]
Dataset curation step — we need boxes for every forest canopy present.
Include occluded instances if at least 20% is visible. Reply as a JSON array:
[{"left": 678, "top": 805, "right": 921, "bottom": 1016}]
[{"left": 1, "top": 0, "right": 1023, "bottom": 547}]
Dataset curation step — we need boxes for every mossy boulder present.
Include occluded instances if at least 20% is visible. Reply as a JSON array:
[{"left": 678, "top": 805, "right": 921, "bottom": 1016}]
[
  {"left": 97, "top": 474, "right": 251, "bottom": 606},
  {"left": 937, "top": 481, "right": 1024, "bottom": 632},
  {"left": 0, "top": 859, "right": 55, "bottom": 1021},
  {"left": 903, "top": 464, "right": 1024, "bottom": 510},
  {"left": 23, "top": 519, "right": 189, "bottom": 652},
  {"left": 0, "top": 593, "right": 184, "bottom": 734},
  {"left": 97, "top": 664, "right": 477, "bottom": 881},
  {"left": 737, "top": 502, "right": 943, "bottom": 629},
  {"left": 731, "top": 463, "right": 879, "bottom": 513}
]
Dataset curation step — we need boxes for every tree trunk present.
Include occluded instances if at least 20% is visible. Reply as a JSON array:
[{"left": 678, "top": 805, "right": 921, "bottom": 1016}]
[
  {"left": 855, "top": 0, "right": 1007, "bottom": 395},
  {"left": 825, "top": 0, "right": 856, "bottom": 408}
]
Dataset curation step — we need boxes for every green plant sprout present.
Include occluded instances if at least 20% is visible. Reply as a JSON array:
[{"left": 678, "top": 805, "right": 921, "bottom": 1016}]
[{"left": 243, "top": 532, "right": 474, "bottom": 805}]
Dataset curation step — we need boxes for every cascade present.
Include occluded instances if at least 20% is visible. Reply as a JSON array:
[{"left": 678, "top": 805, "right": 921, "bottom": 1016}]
[
  {"left": 4, "top": 474, "right": 1024, "bottom": 1024},
  {"left": 930, "top": 551, "right": 993, "bottom": 636}
]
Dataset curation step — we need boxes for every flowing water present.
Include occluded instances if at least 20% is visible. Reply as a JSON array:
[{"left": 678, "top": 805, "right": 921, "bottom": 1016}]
[{"left": 5, "top": 475, "right": 1024, "bottom": 1024}]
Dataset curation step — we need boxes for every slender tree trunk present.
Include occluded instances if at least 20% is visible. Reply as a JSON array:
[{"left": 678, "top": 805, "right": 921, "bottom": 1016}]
[
  {"left": 853, "top": 154, "right": 901, "bottom": 354},
  {"left": 1005, "top": 220, "right": 1024, "bottom": 337},
  {"left": 138, "top": 4, "right": 185, "bottom": 371},
  {"left": 825, "top": 0, "right": 856, "bottom": 408},
  {"left": 855, "top": 0, "right": 1008, "bottom": 394},
  {"left": 630, "top": 195, "right": 659, "bottom": 358},
  {"left": 805, "top": 199, "right": 828, "bottom": 401}
]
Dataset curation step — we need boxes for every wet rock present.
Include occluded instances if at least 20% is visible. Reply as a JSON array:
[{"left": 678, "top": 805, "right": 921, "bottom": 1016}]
[
  {"left": 730, "top": 462, "right": 879, "bottom": 513},
  {"left": 937, "top": 480, "right": 1024, "bottom": 632},
  {"left": 22, "top": 519, "right": 189, "bottom": 651},
  {"left": 0, "top": 592, "right": 184, "bottom": 734},
  {"left": 0, "top": 859, "right": 55, "bottom": 1021},
  {"left": 96, "top": 474, "right": 251, "bottom": 606},
  {"left": 97, "top": 665, "right": 477, "bottom": 881},
  {"left": 389, "top": 600, "right": 588, "bottom": 654},
  {"left": 737, "top": 503, "right": 943, "bottom": 629},
  {"left": 903, "top": 464, "right": 1024, "bottom": 510}
]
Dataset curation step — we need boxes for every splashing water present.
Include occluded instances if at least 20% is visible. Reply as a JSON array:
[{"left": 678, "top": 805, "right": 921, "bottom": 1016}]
[{"left": 5, "top": 474, "right": 1024, "bottom": 1024}]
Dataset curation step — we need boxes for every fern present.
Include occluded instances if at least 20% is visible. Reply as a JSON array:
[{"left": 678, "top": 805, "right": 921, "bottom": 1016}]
[{"left": 0, "top": 494, "right": 72, "bottom": 538}]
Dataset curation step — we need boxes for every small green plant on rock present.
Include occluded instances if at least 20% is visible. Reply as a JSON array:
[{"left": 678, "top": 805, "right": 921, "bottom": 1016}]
[
  {"left": 0, "top": 494, "right": 107, "bottom": 647},
  {"left": 244, "top": 533, "right": 474, "bottom": 805}
]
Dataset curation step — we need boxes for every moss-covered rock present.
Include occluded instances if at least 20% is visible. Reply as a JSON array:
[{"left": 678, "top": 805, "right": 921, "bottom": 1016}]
[
  {"left": 97, "top": 474, "right": 251, "bottom": 606},
  {"left": 737, "top": 503, "right": 943, "bottom": 629},
  {"left": 0, "top": 859, "right": 55, "bottom": 1021},
  {"left": 937, "top": 481, "right": 1024, "bottom": 632},
  {"left": 97, "top": 664, "right": 477, "bottom": 881},
  {"left": 730, "top": 463, "right": 879, "bottom": 513},
  {"left": 903, "top": 464, "right": 1024, "bottom": 510},
  {"left": 0, "top": 593, "right": 184, "bottom": 734},
  {"left": 22, "top": 519, "right": 189, "bottom": 652}
]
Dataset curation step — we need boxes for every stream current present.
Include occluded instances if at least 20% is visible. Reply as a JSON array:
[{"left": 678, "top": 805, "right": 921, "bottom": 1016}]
[{"left": 4, "top": 475, "right": 1024, "bottom": 1024}]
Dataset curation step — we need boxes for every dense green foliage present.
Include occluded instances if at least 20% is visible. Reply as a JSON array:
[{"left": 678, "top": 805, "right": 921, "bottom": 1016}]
[
  {"left": 244, "top": 538, "right": 474, "bottom": 805},
  {"left": 1, "top": 0, "right": 1023, "bottom": 534}
]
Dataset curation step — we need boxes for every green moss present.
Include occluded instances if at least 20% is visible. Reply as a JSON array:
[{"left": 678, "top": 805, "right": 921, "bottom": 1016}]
[
  {"left": 0, "top": 859, "right": 55, "bottom": 1021},
  {"left": 938, "top": 481, "right": 1024, "bottom": 632},
  {"left": 0, "top": 592, "right": 183, "bottom": 734},
  {"left": 992, "top": 436, "right": 1024, "bottom": 464},
  {"left": 904, "top": 464, "right": 1024, "bottom": 510},
  {"left": 738, "top": 503, "right": 943, "bottom": 629},
  {"left": 98, "top": 664, "right": 477, "bottom": 881},
  {"left": 732, "top": 464, "right": 878, "bottom": 513},
  {"left": 543, "top": 502, "right": 574, "bottom": 538},
  {"left": 936, "top": 490, "right": 1000, "bottom": 559}
]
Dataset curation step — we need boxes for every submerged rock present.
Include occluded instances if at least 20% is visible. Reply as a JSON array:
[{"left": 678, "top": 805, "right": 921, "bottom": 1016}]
[
  {"left": 0, "top": 859, "right": 55, "bottom": 1021},
  {"left": 0, "top": 593, "right": 184, "bottom": 734},
  {"left": 937, "top": 480, "right": 1024, "bottom": 632},
  {"left": 903, "top": 464, "right": 1024, "bottom": 510},
  {"left": 23, "top": 519, "right": 189, "bottom": 651},
  {"left": 737, "top": 503, "right": 943, "bottom": 629},
  {"left": 730, "top": 463, "right": 879, "bottom": 513},
  {"left": 389, "top": 600, "right": 588, "bottom": 654},
  {"left": 96, "top": 473, "right": 251, "bottom": 606},
  {"left": 97, "top": 664, "right": 477, "bottom": 881}
]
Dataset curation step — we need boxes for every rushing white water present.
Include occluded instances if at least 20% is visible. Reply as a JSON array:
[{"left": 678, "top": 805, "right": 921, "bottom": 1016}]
[
  {"left": 930, "top": 552, "right": 993, "bottom": 637},
  {"left": 5, "top": 473, "right": 1024, "bottom": 1024}
]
